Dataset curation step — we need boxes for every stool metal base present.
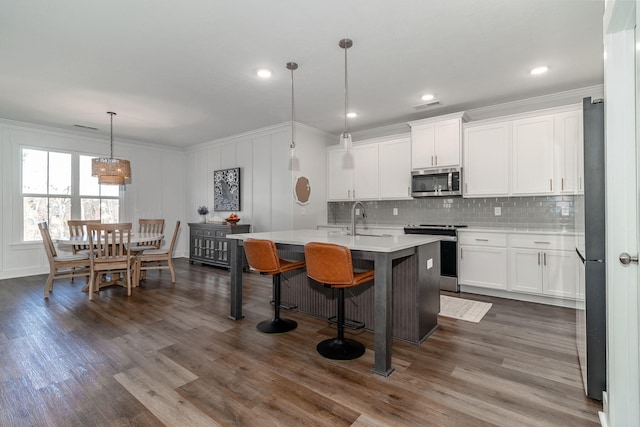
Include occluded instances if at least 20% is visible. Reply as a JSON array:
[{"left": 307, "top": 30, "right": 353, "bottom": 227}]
[
  {"left": 317, "top": 338, "right": 365, "bottom": 360},
  {"left": 257, "top": 318, "right": 297, "bottom": 334}
]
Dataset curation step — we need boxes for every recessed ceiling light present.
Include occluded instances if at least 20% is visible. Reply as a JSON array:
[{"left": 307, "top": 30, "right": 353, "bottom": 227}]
[
  {"left": 257, "top": 68, "right": 272, "bottom": 78},
  {"left": 347, "top": 112, "right": 357, "bottom": 118},
  {"left": 530, "top": 66, "right": 548, "bottom": 75},
  {"left": 421, "top": 94, "right": 435, "bottom": 101}
]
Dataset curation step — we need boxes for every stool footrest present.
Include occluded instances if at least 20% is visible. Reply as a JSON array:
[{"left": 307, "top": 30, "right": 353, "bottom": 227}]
[
  {"left": 328, "top": 315, "right": 365, "bottom": 330},
  {"left": 270, "top": 300, "right": 298, "bottom": 310}
]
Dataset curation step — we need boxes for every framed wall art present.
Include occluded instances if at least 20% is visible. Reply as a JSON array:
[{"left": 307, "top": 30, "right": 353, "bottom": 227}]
[{"left": 213, "top": 167, "right": 241, "bottom": 211}]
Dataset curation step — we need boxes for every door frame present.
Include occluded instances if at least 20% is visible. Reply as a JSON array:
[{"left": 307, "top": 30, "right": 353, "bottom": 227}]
[{"left": 602, "top": 1, "right": 640, "bottom": 425}]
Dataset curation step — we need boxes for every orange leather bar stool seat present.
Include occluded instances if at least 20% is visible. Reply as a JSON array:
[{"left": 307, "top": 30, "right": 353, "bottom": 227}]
[
  {"left": 304, "top": 241, "right": 374, "bottom": 360},
  {"left": 244, "top": 238, "right": 305, "bottom": 333}
]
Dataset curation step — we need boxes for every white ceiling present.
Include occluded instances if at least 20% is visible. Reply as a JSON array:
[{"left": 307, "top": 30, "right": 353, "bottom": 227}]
[{"left": 0, "top": 0, "right": 605, "bottom": 148}]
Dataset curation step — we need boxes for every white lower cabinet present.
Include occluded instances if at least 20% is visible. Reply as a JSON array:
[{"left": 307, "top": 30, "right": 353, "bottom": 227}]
[
  {"left": 509, "top": 233, "right": 576, "bottom": 298},
  {"left": 459, "top": 230, "right": 577, "bottom": 304},
  {"left": 458, "top": 232, "right": 508, "bottom": 290}
]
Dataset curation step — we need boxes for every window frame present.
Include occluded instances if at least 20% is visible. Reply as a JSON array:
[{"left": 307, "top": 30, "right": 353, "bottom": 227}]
[{"left": 20, "top": 145, "right": 122, "bottom": 242}]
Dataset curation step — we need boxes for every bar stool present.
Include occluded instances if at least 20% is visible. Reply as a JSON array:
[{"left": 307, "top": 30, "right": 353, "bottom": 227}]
[
  {"left": 243, "top": 238, "right": 305, "bottom": 334},
  {"left": 304, "top": 242, "right": 374, "bottom": 360}
]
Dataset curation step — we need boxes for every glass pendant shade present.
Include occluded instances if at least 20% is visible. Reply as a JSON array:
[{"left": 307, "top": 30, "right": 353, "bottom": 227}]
[
  {"left": 91, "top": 111, "right": 130, "bottom": 185},
  {"left": 340, "top": 132, "right": 352, "bottom": 149}
]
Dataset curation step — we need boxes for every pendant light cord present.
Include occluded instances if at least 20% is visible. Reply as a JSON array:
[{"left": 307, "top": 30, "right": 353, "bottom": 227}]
[
  {"left": 107, "top": 111, "right": 116, "bottom": 159},
  {"left": 291, "top": 65, "right": 295, "bottom": 149},
  {"left": 344, "top": 44, "right": 348, "bottom": 134}
]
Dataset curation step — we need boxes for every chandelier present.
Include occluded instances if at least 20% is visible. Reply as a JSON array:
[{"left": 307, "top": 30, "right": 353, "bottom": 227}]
[
  {"left": 287, "top": 61, "right": 298, "bottom": 158},
  {"left": 91, "top": 112, "right": 131, "bottom": 185}
]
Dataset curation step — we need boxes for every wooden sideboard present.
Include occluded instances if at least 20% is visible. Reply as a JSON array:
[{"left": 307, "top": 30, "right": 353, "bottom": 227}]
[{"left": 188, "top": 223, "right": 250, "bottom": 269}]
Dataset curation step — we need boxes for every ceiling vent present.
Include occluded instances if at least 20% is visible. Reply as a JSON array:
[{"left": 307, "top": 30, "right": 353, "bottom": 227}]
[
  {"left": 73, "top": 124, "right": 98, "bottom": 131},
  {"left": 413, "top": 99, "right": 441, "bottom": 110}
]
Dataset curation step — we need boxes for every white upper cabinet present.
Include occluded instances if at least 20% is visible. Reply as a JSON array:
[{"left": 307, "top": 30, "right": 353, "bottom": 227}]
[
  {"left": 463, "top": 122, "right": 510, "bottom": 196},
  {"left": 554, "top": 110, "right": 583, "bottom": 194},
  {"left": 379, "top": 137, "right": 412, "bottom": 199},
  {"left": 409, "top": 112, "right": 467, "bottom": 170},
  {"left": 327, "top": 136, "right": 412, "bottom": 202},
  {"left": 462, "top": 104, "right": 582, "bottom": 198},
  {"left": 352, "top": 144, "right": 379, "bottom": 200},
  {"left": 511, "top": 115, "right": 555, "bottom": 195},
  {"left": 327, "top": 144, "right": 379, "bottom": 201}
]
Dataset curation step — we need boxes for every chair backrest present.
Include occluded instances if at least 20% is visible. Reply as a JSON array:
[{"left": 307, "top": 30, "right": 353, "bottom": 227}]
[
  {"left": 137, "top": 218, "right": 165, "bottom": 248},
  {"left": 243, "top": 239, "right": 281, "bottom": 273},
  {"left": 167, "top": 220, "right": 181, "bottom": 254},
  {"left": 38, "top": 222, "right": 58, "bottom": 263},
  {"left": 88, "top": 223, "right": 132, "bottom": 260},
  {"left": 67, "top": 219, "right": 101, "bottom": 253},
  {"left": 304, "top": 242, "right": 355, "bottom": 286}
]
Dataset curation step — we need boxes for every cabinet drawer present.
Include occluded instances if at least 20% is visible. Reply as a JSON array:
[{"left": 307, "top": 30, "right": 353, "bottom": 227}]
[
  {"left": 458, "top": 232, "right": 507, "bottom": 247},
  {"left": 508, "top": 234, "right": 573, "bottom": 250}
]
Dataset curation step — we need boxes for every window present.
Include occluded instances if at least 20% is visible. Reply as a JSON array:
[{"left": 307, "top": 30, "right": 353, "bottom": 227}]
[{"left": 22, "top": 148, "right": 120, "bottom": 241}]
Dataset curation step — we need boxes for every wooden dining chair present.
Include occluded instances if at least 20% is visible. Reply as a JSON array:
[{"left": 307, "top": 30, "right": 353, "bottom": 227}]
[
  {"left": 38, "top": 222, "right": 92, "bottom": 299},
  {"left": 130, "top": 219, "right": 165, "bottom": 252},
  {"left": 134, "top": 221, "right": 180, "bottom": 286},
  {"left": 87, "top": 222, "right": 135, "bottom": 300},
  {"left": 67, "top": 219, "right": 101, "bottom": 255}
]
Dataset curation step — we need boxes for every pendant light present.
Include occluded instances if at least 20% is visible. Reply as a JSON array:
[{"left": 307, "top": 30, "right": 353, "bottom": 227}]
[
  {"left": 339, "top": 38, "right": 353, "bottom": 150},
  {"left": 91, "top": 112, "right": 131, "bottom": 186},
  {"left": 287, "top": 61, "right": 298, "bottom": 159}
]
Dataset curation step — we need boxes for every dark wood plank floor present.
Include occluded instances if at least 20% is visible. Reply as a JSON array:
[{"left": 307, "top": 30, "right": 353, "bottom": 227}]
[{"left": 0, "top": 258, "right": 601, "bottom": 426}]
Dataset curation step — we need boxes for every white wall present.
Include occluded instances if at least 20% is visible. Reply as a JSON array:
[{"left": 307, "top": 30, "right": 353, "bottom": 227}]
[
  {"left": 0, "top": 119, "right": 186, "bottom": 279},
  {"left": 185, "top": 122, "right": 330, "bottom": 234}
]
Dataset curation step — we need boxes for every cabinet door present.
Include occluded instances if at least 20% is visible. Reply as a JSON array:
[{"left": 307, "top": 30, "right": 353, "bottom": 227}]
[
  {"left": 353, "top": 144, "right": 379, "bottom": 200},
  {"left": 459, "top": 245, "right": 508, "bottom": 290},
  {"left": 433, "top": 118, "right": 461, "bottom": 167},
  {"left": 327, "top": 148, "right": 354, "bottom": 201},
  {"left": 512, "top": 115, "right": 554, "bottom": 195},
  {"left": 410, "top": 123, "right": 435, "bottom": 169},
  {"left": 554, "top": 110, "right": 582, "bottom": 194},
  {"left": 510, "top": 248, "right": 543, "bottom": 293},
  {"left": 542, "top": 250, "right": 577, "bottom": 298},
  {"left": 379, "top": 138, "right": 411, "bottom": 199},
  {"left": 463, "top": 122, "right": 510, "bottom": 196}
]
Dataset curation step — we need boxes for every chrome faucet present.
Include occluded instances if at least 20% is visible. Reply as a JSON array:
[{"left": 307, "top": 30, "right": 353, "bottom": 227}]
[{"left": 350, "top": 201, "right": 366, "bottom": 236}]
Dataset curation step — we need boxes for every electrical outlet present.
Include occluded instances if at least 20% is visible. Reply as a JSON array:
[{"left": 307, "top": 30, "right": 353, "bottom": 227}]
[
  {"left": 494, "top": 207, "right": 501, "bottom": 216},
  {"left": 561, "top": 206, "right": 570, "bottom": 216},
  {"left": 355, "top": 208, "right": 360, "bottom": 215},
  {"left": 393, "top": 208, "right": 398, "bottom": 216}
]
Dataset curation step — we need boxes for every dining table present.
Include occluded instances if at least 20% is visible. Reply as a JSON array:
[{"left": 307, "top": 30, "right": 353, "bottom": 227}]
[{"left": 56, "top": 232, "right": 164, "bottom": 289}]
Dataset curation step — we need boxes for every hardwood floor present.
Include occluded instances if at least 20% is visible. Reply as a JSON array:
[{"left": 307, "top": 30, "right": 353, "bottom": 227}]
[{"left": 0, "top": 258, "right": 601, "bottom": 426}]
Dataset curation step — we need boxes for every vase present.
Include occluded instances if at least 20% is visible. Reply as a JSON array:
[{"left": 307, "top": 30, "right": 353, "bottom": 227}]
[{"left": 200, "top": 215, "right": 207, "bottom": 223}]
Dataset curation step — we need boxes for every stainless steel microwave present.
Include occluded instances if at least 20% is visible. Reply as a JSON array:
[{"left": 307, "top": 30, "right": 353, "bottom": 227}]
[{"left": 411, "top": 167, "right": 462, "bottom": 197}]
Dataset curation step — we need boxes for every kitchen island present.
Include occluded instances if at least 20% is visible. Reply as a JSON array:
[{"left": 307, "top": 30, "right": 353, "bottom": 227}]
[{"left": 226, "top": 229, "right": 442, "bottom": 376}]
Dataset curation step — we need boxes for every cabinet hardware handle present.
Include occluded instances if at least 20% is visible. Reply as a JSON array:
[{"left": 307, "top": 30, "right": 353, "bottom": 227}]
[
  {"left": 435, "top": 155, "right": 438, "bottom": 165},
  {"left": 353, "top": 190, "right": 356, "bottom": 198},
  {"left": 475, "top": 238, "right": 489, "bottom": 241},
  {"left": 579, "top": 177, "right": 582, "bottom": 191},
  {"left": 538, "top": 252, "right": 541, "bottom": 265},
  {"left": 431, "top": 155, "right": 434, "bottom": 166},
  {"left": 408, "top": 186, "right": 411, "bottom": 196},
  {"left": 561, "top": 178, "right": 564, "bottom": 191},
  {"left": 534, "top": 241, "right": 550, "bottom": 244},
  {"left": 348, "top": 190, "right": 351, "bottom": 198},
  {"left": 543, "top": 252, "right": 547, "bottom": 266},
  {"left": 465, "top": 183, "right": 468, "bottom": 193},
  {"left": 460, "top": 248, "right": 463, "bottom": 260},
  {"left": 549, "top": 179, "right": 553, "bottom": 191}
]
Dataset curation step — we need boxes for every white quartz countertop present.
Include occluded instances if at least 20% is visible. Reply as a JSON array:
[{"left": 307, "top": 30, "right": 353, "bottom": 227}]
[{"left": 226, "top": 229, "right": 443, "bottom": 253}]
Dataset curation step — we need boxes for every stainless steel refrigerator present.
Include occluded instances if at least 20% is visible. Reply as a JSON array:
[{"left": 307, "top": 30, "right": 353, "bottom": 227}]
[{"left": 575, "top": 96, "right": 606, "bottom": 400}]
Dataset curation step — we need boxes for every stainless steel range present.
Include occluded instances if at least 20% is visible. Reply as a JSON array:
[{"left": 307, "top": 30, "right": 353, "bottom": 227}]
[{"left": 404, "top": 224, "right": 468, "bottom": 292}]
